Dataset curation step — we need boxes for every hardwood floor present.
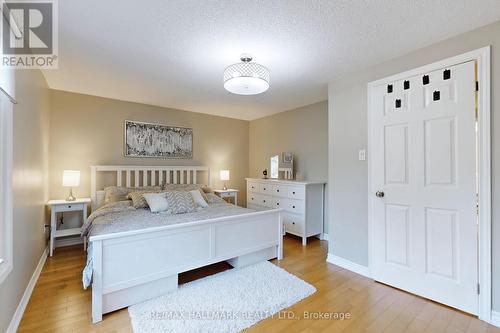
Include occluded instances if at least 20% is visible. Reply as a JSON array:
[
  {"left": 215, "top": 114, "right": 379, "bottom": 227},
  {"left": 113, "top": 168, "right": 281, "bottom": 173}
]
[{"left": 18, "top": 235, "right": 500, "bottom": 333}]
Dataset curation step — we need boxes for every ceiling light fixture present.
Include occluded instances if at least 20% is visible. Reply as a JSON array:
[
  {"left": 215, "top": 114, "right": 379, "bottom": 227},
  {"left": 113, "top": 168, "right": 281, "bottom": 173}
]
[{"left": 223, "top": 54, "right": 270, "bottom": 95}]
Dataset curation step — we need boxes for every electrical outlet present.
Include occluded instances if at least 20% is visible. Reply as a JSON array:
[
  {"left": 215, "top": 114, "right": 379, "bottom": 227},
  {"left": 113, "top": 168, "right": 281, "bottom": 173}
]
[{"left": 358, "top": 149, "right": 366, "bottom": 161}]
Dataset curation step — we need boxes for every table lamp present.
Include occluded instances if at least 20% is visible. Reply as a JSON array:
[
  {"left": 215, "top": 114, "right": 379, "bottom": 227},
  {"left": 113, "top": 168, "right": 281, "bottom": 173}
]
[
  {"left": 62, "top": 170, "right": 80, "bottom": 201},
  {"left": 220, "top": 170, "right": 230, "bottom": 190}
]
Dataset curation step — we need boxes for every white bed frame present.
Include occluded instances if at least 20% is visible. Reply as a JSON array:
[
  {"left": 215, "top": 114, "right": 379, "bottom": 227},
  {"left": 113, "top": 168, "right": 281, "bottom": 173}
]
[{"left": 89, "top": 165, "right": 283, "bottom": 323}]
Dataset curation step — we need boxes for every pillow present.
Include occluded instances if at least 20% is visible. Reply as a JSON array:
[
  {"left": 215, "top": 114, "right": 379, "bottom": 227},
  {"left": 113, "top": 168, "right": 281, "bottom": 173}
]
[
  {"left": 201, "top": 186, "right": 213, "bottom": 193},
  {"left": 165, "top": 191, "right": 196, "bottom": 214},
  {"left": 127, "top": 190, "right": 162, "bottom": 209},
  {"left": 190, "top": 190, "right": 208, "bottom": 208},
  {"left": 96, "top": 190, "right": 106, "bottom": 208},
  {"left": 104, "top": 186, "right": 161, "bottom": 204},
  {"left": 206, "top": 192, "right": 226, "bottom": 204},
  {"left": 143, "top": 193, "right": 169, "bottom": 213},
  {"left": 162, "top": 184, "right": 209, "bottom": 202}
]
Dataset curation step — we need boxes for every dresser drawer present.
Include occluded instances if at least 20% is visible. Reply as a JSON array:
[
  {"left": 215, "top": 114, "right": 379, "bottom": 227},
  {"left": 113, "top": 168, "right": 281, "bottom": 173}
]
[
  {"left": 286, "top": 199, "right": 304, "bottom": 214},
  {"left": 247, "top": 194, "right": 272, "bottom": 208},
  {"left": 259, "top": 183, "right": 273, "bottom": 194},
  {"left": 250, "top": 194, "right": 272, "bottom": 208},
  {"left": 271, "top": 197, "right": 288, "bottom": 209},
  {"left": 283, "top": 213, "right": 304, "bottom": 235},
  {"left": 247, "top": 203, "right": 267, "bottom": 211},
  {"left": 272, "top": 184, "right": 288, "bottom": 197},
  {"left": 287, "top": 185, "right": 305, "bottom": 199},
  {"left": 247, "top": 181, "right": 259, "bottom": 193},
  {"left": 247, "top": 192, "right": 259, "bottom": 205}
]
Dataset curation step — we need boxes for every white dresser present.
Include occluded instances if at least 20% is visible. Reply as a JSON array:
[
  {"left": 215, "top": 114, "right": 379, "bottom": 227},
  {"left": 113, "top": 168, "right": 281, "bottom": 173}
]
[{"left": 246, "top": 178, "right": 325, "bottom": 246}]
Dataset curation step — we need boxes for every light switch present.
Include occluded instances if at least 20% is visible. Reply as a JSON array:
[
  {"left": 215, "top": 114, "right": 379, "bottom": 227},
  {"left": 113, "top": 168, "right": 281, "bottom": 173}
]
[{"left": 358, "top": 149, "right": 366, "bottom": 161}]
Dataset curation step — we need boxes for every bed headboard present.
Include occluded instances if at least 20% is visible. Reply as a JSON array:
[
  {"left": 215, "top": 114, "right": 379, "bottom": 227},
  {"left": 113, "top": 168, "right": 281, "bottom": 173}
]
[{"left": 90, "top": 165, "right": 210, "bottom": 210}]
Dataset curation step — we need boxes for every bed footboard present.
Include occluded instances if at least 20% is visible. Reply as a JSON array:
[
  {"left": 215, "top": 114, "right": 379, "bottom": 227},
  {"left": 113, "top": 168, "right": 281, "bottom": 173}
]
[{"left": 90, "top": 209, "right": 283, "bottom": 323}]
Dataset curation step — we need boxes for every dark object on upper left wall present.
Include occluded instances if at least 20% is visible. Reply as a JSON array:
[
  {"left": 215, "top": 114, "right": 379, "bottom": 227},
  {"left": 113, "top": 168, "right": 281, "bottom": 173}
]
[{"left": 124, "top": 120, "right": 193, "bottom": 159}]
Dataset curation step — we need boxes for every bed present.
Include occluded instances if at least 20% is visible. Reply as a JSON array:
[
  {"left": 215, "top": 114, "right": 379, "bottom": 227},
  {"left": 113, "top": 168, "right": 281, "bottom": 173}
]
[{"left": 86, "top": 165, "right": 283, "bottom": 323}]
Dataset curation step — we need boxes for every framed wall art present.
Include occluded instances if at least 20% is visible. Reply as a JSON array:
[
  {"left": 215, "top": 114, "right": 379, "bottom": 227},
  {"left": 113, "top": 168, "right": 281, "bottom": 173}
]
[{"left": 124, "top": 120, "right": 193, "bottom": 159}]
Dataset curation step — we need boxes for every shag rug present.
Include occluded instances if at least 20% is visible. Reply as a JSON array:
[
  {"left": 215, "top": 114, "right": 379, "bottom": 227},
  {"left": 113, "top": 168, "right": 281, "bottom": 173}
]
[{"left": 128, "top": 261, "right": 316, "bottom": 333}]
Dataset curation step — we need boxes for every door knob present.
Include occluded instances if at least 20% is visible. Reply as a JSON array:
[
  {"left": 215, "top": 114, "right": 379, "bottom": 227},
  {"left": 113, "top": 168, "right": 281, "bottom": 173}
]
[{"left": 375, "top": 191, "right": 385, "bottom": 198}]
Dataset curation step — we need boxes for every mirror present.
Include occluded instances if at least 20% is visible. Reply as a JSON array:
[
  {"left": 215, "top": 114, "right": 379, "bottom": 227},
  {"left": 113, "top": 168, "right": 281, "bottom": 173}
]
[{"left": 270, "top": 155, "right": 279, "bottom": 179}]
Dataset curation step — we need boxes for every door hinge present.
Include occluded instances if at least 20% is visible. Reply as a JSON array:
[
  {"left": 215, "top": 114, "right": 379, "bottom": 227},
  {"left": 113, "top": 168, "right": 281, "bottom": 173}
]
[
  {"left": 476, "top": 81, "right": 479, "bottom": 91},
  {"left": 476, "top": 193, "right": 479, "bottom": 216},
  {"left": 477, "top": 283, "right": 480, "bottom": 295}
]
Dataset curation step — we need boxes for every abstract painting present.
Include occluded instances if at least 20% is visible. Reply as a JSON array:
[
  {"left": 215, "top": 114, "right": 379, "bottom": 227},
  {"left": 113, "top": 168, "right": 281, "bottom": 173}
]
[{"left": 124, "top": 120, "right": 193, "bottom": 158}]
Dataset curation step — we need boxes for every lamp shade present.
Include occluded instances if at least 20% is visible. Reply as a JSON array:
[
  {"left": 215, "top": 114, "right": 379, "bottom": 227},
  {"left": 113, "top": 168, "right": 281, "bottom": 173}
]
[
  {"left": 62, "top": 170, "right": 80, "bottom": 187},
  {"left": 224, "top": 54, "right": 270, "bottom": 95},
  {"left": 220, "top": 170, "right": 230, "bottom": 181}
]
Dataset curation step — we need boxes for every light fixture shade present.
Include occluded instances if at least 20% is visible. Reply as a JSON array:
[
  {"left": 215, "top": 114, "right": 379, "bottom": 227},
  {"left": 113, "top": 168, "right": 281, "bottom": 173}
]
[
  {"left": 224, "top": 54, "right": 270, "bottom": 95},
  {"left": 62, "top": 170, "right": 80, "bottom": 187},
  {"left": 220, "top": 170, "right": 230, "bottom": 181}
]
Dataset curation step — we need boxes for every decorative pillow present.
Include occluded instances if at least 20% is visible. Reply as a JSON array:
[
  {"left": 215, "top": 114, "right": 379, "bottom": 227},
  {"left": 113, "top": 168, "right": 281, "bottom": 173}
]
[
  {"left": 206, "top": 193, "right": 226, "bottom": 204},
  {"left": 104, "top": 186, "right": 161, "bottom": 204},
  {"left": 201, "top": 186, "right": 213, "bottom": 193},
  {"left": 165, "top": 191, "right": 197, "bottom": 214},
  {"left": 162, "top": 184, "right": 209, "bottom": 201},
  {"left": 190, "top": 190, "right": 208, "bottom": 208},
  {"left": 127, "top": 190, "right": 162, "bottom": 209},
  {"left": 143, "top": 193, "right": 169, "bottom": 213}
]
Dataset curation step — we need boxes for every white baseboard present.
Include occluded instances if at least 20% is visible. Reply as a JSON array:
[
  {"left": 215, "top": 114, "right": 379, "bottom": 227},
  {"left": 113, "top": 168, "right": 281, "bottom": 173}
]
[
  {"left": 326, "top": 253, "right": 370, "bottom": 278},
  {"left": 317, "top": 233, "right": 329, "bottom": 241},
  {"left": 6, "top": 247, "right": 48, "bottom": 333},
  {"left": 55, "top": 236, "right": 83, "bottom": 248},
  {"left": 491, "top": 311, "right": 500, "bottom": 328}
]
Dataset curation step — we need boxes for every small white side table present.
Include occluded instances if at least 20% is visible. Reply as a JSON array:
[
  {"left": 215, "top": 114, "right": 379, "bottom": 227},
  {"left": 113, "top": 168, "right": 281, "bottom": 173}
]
[
  {"left": 47, "top": 198, "right": 91, "bottom": 257},
  {"left": 213, "top": 189, "right": 239, "bottom": 205}
]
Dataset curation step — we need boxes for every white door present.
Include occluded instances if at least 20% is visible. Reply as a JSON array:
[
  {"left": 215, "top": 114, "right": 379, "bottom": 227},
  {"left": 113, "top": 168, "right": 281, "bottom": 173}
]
[{"left": 370, "top": 61, "right": 478, "bottom": 314}]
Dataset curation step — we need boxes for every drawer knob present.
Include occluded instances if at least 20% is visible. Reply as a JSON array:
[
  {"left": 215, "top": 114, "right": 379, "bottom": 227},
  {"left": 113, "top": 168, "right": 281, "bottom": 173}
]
[
  {"left": 293, "top": 205, "right": 296, "bottom": 208},
  {"left": 276, "top": 203, "right": 279, "bottom": 206},
  {"left": 68, "top": 205, "right": 72, "bottom": 208},
  {"left": 263, "top": 200, "right": 266, "bottom": 203},
  {"left": 251, "top": 198, "right": 254, "bottom": 200},
  {"left": 277, "top": 189, "right": 280, "bottom": 192},
  {"left": 292, "top": 222, "right": 295, "bottom": 225},
  {"left": 263, "top": 188, "right": 266, "bottom": 190},
  {"left": 293, "top": 191, "right": 296, "bottom": 194}
]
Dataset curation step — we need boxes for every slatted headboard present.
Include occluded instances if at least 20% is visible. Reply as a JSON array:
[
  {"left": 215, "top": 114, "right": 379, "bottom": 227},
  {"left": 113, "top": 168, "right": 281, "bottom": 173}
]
[{"left": 90, "top": 165, "right": 210, "bottom": 210}]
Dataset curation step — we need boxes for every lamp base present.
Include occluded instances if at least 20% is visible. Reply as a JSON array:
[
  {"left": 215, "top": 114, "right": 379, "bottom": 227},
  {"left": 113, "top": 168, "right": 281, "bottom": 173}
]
[
  {"left": 223, "top": 183, "right": 228, "bottom": 191},
  {"left": 66, "top": 188, "right": 76, "bottom": 201}
]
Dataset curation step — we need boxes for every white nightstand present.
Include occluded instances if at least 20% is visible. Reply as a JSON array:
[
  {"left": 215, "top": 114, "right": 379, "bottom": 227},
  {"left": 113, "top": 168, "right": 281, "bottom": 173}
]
[
  {"left": 213, "top": 189, "right": 239, "bottom": 205},
  {"left": 47, "top": 198, "right": 91, "bottom": 257}
]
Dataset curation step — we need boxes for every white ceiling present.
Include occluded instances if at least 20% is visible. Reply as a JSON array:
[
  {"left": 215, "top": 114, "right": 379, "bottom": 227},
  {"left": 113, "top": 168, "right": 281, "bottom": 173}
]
[{"left": 43, "top": 0, "right": 500, "bottom": 120}]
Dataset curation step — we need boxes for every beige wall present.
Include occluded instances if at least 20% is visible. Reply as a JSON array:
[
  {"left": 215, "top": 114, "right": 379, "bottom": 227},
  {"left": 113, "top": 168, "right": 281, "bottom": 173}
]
[
  {"left": 328, "top": 20, "right": 500, "bottom": 310},
  {"left": 49, "top": 90, "right": 249, "bottom": 205},
  {"left": 249, "top": 101, "right": 328, "bottom": 181},
  {"left": 249, "top": 101, "right": 328, "bottom": 231},
  {"left": 0, "top": 70, "right": 50, "bottom": 332}
]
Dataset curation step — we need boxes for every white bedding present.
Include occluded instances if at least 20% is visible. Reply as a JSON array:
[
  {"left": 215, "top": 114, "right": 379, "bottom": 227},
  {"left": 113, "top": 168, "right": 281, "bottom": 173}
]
[{"left": 82, "top": 194, "right": 263, "bottom": 288}]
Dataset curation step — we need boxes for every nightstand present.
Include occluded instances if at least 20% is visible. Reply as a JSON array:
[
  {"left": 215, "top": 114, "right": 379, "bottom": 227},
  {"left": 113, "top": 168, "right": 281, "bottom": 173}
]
[
  {"left": 213, "top": 189, "right": 239, "bottom": 205},
  {"left": 47, "top": 198, "right": 91, "bottom": 257}
]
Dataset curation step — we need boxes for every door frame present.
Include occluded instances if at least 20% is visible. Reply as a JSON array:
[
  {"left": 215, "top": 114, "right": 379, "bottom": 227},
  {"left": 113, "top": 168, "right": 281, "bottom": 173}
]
[{"left": 367, "top": 46, "right": 491, "bottom": 322}]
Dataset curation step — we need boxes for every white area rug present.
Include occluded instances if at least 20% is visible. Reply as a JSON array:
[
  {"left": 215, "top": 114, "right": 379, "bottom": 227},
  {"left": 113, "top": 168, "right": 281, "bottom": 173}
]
[{"left": 128, "top": 261, "right": 316, "bottom": 333}]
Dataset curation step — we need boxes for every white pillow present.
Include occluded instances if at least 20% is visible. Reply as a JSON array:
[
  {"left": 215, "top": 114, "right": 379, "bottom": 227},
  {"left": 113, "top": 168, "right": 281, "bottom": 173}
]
[
  {"left": 190, "top": 190, "right": 208, "bottom": 208},
  {"left": 143, "top": 193, "right": 169, "bottom": 213}
]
